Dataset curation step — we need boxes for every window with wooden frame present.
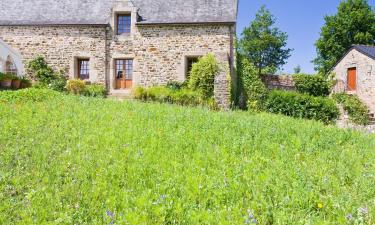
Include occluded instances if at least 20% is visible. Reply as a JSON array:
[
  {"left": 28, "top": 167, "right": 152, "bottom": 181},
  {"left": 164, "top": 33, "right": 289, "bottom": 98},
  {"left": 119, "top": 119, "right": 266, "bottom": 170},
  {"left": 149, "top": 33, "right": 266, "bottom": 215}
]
[
  {"left": 117, "top": 14, "right": 131, "bottom": 35},
  {"left": 115, "top": 59, "right": 133, "bottom": 89},
  {"left": 77, "top": 59, "right": 89, "bottom": 80}
]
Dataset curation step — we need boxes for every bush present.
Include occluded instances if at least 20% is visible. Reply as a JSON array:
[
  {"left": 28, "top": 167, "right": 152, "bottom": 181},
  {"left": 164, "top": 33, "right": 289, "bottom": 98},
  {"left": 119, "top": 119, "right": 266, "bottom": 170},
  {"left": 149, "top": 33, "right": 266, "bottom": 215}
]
[
  {"left": 188, "top": 53, "right": 219, "bottom": 99},
  {"left": 83, "top": 84, "right": 107, "bottom": 98},
  {"left": 333, "top": 93, "right": 369, "bottom": 125},
  {"left": 27, "top": 56, "right": 68, "bottom": 90},
  {"left": 48, "top": 70, "right": 67, "bottom": 92},
  {"left": 166, "top": 81, "right": 187, "bottom": 91},
  {"left": 265, "top": 90, "right": 339, "bottom": 124},
  {"left": 66, "top": 79, "right": 86, "bottom": 95},
  {"left": 133, "top": 86, "right": 216, "bottom": 109},
  {"left": 237, "top": 56, "right": 268, "bottom": 111},
  {"left": 0, "top": 72, "right": 16, "bottom": 81},
  {"left": 0, "top": 88, "right": 60, "bottom": 103},
  {"left": 293, "top": 74, "right": 332, "bottom": 97}
]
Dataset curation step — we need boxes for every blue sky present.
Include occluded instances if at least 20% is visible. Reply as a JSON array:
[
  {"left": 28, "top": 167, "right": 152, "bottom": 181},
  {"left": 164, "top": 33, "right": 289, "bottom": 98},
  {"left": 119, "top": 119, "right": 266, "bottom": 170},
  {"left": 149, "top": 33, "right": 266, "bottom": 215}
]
[{"left": 237, "top": 0, "right": 356, "bottom": 74}]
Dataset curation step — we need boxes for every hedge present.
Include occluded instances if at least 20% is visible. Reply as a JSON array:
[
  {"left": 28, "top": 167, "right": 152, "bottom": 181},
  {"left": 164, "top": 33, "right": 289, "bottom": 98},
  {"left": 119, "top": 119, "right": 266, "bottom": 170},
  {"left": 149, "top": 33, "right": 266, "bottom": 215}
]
[
  {"left": 265, "top": 90, "right": 339, "bottom": 124},
  {"left": 133, "top": 86, "right": 217, "bottom": 109}
]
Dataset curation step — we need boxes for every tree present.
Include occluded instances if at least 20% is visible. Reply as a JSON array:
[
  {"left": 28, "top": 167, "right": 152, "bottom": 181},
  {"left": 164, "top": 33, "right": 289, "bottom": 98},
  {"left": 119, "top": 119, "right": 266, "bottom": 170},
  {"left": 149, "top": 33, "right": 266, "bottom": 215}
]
[
  {"left": 314, "top": 0, "right": 375, "bottom": 74},
  {"left": 293, "top": 65, "right": 302, "bottom": 74},
  {"left": 239, "top": 6, "right": 292, "bottom": 76}
]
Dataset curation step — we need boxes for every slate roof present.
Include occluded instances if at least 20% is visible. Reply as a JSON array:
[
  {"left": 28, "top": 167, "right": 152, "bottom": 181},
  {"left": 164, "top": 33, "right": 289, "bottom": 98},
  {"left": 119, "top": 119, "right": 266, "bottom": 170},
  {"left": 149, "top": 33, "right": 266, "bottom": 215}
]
[
  {"left": 353, "top": 45, "right": 375, "bottom": 60},
  {"left": 0, "top": 0, "right": 238, "bottom": 26}
]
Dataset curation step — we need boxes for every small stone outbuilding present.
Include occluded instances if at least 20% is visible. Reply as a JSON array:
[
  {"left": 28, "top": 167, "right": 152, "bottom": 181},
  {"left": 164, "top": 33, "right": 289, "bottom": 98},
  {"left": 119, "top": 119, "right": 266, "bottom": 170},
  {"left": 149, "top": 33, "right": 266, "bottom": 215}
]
[
  {"left": 0, "top": 0, "right": 238, "bottom": 108},
  {"left": 332, "top": 45, "right": 375, "bottom": 113}
]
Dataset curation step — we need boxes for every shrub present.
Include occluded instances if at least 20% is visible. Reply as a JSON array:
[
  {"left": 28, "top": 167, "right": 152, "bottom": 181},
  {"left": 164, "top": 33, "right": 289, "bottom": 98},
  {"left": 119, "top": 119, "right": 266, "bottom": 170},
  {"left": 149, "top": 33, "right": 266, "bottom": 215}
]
[
  {"left": 188, "top": 53, "right": 219, "bottom": 99},
  {"left": 238, "top": 56, "right": 268, "bottom": 111},
  {"left": 0, "top": 72, "right": 16, "bottom": 81},
  {"left": 66, "top": 79, "right": 86, "bottom": 95},
  {"left": 49, "top": 70, "right": 67, "bottom": 92},
  {"left": 27, "top": 56, "right": 68, "bottom": 90},
  {"left": 0, "top": 88, "right": 60, "bottom": 103},
  {"left": 265, "top": 90, "right": 339, "bottom": 124},
  {"left": 83, "top": 84, "right": 107, "bottom": 98},
  {"left": 293, "top": 73, "right": 332, "bottom": 97},
  {"left": 133, "top": 86, "right": 216, "bottom": 109},
  {"left": 166, "top": 81, "right": 187, "bottom": 91},
  {"left": 333, "top": 93, "right": 369, "bottom": 125}
]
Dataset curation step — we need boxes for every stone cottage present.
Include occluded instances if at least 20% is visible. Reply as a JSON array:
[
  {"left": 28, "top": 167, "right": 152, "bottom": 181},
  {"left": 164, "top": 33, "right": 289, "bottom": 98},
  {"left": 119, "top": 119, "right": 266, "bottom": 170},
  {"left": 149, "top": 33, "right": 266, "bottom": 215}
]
[
  {"left": 0, "top": 0, "right": 238, "bottom": 107},
  {"left": 332, "top": 45, "right": 375, "bottom": 113}
]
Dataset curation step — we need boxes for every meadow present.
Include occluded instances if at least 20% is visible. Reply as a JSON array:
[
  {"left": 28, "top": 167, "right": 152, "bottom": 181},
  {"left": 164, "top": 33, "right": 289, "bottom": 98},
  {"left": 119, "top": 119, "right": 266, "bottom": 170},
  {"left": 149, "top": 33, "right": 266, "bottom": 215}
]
[{"left": 0, "top": 89, "right": 374, "bottom": 224}]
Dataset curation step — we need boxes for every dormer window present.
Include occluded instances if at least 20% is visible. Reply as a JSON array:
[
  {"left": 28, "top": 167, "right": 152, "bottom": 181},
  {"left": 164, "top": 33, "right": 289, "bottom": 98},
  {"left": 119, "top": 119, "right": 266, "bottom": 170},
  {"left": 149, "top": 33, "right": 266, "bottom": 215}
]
[{"left": 117, "top": 14, "right": 131, "bottom": 35}]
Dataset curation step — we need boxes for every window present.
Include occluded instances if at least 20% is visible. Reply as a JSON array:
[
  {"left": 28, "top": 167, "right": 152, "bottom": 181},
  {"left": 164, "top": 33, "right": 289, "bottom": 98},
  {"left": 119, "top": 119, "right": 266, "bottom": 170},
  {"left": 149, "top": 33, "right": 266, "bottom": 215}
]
[
  {"left": 186, "top": 57, "right": 199, "bottom": 79},
  {"left": 117, "top": 14, "right": 131, "bottom": 35},
  {"left": 115, "top": 59, "right": 133, "bottom": 89},
  {"left": 5, "top": 56, "right": 17, "bottom": 74},
  {"left": 77, "top": 59, "right": 89, "bottom": 80}
]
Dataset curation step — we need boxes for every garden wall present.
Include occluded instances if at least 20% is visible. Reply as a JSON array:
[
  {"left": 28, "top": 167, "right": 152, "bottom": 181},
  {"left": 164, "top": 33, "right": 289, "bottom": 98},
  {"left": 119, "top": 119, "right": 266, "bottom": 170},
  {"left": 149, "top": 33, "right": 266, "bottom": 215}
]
[{"left": 261, "top": 74, "right": 295, "bottom": 90}]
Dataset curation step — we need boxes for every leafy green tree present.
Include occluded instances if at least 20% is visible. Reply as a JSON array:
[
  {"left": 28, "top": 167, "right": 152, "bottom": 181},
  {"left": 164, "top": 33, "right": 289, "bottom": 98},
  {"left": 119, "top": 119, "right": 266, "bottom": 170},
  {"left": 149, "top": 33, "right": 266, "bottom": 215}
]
[
  {"left": 293, "top": 65, "right": 302, "bottom": 74},
  {"left": 239, "top": 6, "right": 292, "bottom": 76},
  {"left": 314, "top": 0, "right": 375, "bottom": 74}
]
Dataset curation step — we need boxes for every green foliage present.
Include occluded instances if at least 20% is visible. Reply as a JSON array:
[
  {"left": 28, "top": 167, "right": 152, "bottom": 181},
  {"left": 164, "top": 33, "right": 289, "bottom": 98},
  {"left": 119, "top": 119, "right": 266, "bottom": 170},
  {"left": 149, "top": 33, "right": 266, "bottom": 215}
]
[
  {"left": 0, "top": 72, "right": 16, "bottom": 80},
  {"left": 314, "top": 0, "right": 375, "bottom": 73},
  {"left": 293, "top": 74, "right": 333, "bottom": 97},
  {"left": 133, "top": 86, "right": 217, "bottom": 109},
  {"left": 239, "top": 5, "right": 292, "bottom": 75},
  {"left": 65, "top": 79, "right": 86, "bottom": 95},
  {"left": 265, "top": 90, "right": 340, "bottom": 124},
  {"left": 0, "top": 91, "right": 374, "bottom": 224},
  {"left": 27, "top": 56, "right": 68, "bottom": 90},
  {"left": 238, "top": 55, "right": 268, "bottom": 111},
  {"left": 188, "top": 53, "right": 219, "bottom": 99},
  {"left": 83, "top": 84, "right": 107, "bottom": 98},
  {"left": 333, "top": 93, "right": 369, "bottom": 125},
  {"left": 166, "top": 81, "right": 187, "bottom": 91},
  {"left": 293, "top": 65, "right": 302, "bottom": 74},
  {"left": 0, "top": 88, "right": 60, "bottom": 104},
  {"left": 48, "top": 70, "right": 67, "bottom": 92}
]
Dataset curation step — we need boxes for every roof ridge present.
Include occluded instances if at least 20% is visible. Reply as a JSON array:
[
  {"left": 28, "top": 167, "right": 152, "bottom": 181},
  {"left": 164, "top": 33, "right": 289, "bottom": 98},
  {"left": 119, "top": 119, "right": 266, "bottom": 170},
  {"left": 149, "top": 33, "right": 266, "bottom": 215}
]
[{"left": 352, "top": 44, "right": 375, "bottom": 47}]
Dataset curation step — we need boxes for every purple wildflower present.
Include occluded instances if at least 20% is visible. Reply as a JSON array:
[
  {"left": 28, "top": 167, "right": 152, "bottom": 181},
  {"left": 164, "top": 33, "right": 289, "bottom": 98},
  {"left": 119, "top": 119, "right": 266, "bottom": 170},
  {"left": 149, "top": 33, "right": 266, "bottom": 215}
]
[
  {"left": 106, "top": 211, "right": 114, "bottom": 217},
  {"left": 346, "top": 214, "right": 353, "bottom": 221}
]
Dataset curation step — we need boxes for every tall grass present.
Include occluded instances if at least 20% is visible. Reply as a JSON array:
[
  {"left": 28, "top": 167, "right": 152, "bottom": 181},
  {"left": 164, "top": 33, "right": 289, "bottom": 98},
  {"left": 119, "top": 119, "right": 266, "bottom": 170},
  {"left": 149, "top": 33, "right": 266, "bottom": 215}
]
[{"left": 0, "top": 90, "right": 374, "bottom": 224}]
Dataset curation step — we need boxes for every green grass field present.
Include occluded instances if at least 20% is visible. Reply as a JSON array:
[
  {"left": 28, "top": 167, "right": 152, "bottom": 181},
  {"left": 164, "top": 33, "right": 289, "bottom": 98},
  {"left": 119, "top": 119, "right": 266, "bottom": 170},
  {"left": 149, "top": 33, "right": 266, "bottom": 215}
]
[{"left": 0, "top": 89, "right": 374, "bottom": 224}]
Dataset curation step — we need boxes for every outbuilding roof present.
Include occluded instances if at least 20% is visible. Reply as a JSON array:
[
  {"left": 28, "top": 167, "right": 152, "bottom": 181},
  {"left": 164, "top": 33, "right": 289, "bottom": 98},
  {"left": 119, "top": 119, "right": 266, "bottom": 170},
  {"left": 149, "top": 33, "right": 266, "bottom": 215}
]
[
  {"left": 353, "top": 45, "right": 375, "bottom": 60},
  {"left": 0, "top": 0, "right": 238, "bottom": 26}
]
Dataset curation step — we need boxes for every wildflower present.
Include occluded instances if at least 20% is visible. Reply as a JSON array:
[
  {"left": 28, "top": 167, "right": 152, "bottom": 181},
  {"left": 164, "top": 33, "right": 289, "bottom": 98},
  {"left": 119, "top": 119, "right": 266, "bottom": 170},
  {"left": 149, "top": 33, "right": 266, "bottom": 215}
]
[
  {"left": 346, "top": 214, "right": 353, "bottom": 221},
  {"left": 107, "top": 210, "right": 114, "bottom": 217},
  {"left": 252, "top": 219, "right": 257, "bottom": 224},
  {"left": 317, "top": 203, "right": 324, "bottom": 209},
  {"left": 358, "top": 207, "right": 368, "bottom": 215}
]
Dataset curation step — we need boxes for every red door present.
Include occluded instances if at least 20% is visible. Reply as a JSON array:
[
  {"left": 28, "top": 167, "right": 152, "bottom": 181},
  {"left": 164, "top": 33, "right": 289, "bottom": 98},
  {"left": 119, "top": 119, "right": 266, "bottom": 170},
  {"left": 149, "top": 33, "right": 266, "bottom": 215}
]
[{"left": 347, "top": 68, "right": 357, "bottom": 91}]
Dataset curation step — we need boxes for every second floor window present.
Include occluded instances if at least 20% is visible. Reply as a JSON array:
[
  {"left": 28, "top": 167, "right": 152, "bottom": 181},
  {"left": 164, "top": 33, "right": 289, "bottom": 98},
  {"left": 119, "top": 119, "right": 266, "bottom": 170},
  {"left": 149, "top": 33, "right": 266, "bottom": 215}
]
[{"left": 117, "top": 14, "right": 131, "bottom": 35}]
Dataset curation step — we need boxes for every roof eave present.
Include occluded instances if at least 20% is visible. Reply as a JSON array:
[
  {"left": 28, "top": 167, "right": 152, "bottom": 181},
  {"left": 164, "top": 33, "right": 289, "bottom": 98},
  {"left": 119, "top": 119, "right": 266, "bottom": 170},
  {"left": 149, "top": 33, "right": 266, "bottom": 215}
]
[{"left": 136, "top": 21, "right": 236, "bottom": 26}]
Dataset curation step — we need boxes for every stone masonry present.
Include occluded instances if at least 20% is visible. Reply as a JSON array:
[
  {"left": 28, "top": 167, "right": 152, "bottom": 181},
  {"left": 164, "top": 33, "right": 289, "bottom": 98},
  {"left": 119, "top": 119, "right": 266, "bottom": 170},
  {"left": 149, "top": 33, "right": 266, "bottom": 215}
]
[{"left": 0, "top": 23, "right": 234, "bottom": 108}]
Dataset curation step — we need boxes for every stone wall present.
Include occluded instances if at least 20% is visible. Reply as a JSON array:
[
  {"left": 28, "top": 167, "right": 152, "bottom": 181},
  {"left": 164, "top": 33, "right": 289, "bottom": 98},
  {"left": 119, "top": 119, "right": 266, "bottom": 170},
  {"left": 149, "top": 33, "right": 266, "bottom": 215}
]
[
  {"left": 107, "top": 23, "right": 233, "bottom": 107},
  {"left": 0, "top": 25, "right": 107, "bottom": 83},
  {"left": 261, "top": 74, "right": 295, "bottom": 90},
  {"left": 333, "top": 49, "right": 375, "bottom": 112}
]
